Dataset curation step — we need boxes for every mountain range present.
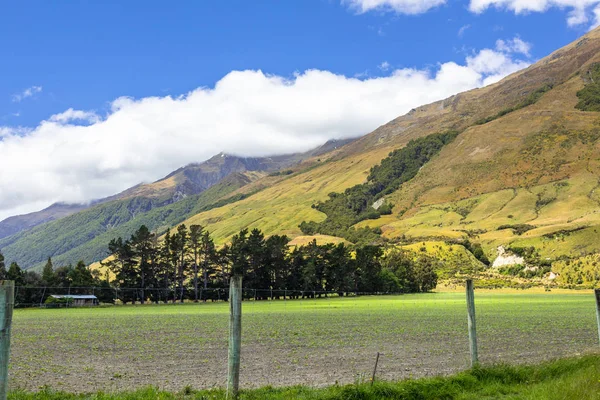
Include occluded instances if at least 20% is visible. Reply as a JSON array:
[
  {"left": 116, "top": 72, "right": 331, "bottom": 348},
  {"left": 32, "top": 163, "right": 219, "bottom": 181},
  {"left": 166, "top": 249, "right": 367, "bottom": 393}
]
[{"left": 2, "top": 27, "right": 600, "bottom": 287}]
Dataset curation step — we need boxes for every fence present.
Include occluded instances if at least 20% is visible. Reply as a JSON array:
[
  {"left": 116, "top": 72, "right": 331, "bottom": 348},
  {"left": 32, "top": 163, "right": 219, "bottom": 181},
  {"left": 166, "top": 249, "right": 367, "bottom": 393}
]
[
  {"left": 2, "top": 282, "right": 600, "bottom": 396},
  {"left": 10, "top": 286, "right": 415, "bottom": 307}
]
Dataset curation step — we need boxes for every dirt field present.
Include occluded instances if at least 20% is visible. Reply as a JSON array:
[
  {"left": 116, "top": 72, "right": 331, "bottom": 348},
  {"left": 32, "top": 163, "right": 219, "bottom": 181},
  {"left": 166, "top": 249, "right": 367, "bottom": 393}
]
[{"left": 9, "top": 292, "right": 598, "bottom": 392}]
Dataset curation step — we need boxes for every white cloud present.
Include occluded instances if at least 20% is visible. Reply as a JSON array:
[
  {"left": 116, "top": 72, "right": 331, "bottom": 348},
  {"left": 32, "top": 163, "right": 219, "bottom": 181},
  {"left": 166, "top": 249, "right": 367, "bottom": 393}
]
[
  {"left": 378, "top": 61, "right": 391, "bottom": 71},
  {"left": 466, "top": 49, "right": 530, "bottom": 85},
  {"left": 0, "top": 45, "right": 530, "bottom": 221},
  {"left": 11, "top": 86, "right": 42, "bottom": 103},
  {"left": 495, "top": 37, "right": 532, "bottom": 56},
  {"left": 458, "top": 24, "right": 472, "bottom": 37},
  {"left": 469, "top": 0, "right": 600, "bottom": 27},
  {"left": 343, "top": 0, "right": 446, "bottom": 14},
  {"left": 592, "top": 4, "right": 600, "bottom": 27},
  {"left": 49, "top": 108, "right": 101, "bottom": 124}
]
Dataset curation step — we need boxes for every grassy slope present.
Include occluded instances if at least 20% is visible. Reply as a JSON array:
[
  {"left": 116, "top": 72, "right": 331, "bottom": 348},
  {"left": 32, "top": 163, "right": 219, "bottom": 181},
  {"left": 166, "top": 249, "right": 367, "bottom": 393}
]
[
  {"left": 168, "top": 30, "right": 600, "bottom": 270},
  {"left": 9, "top": 355, "right": 600, "bottom": 399},
  {"left": 179, "top": 147, "right": 392, "bottom": 244},
  {"left": 366, "top": 76, "right": 600, "bottom": 263}
]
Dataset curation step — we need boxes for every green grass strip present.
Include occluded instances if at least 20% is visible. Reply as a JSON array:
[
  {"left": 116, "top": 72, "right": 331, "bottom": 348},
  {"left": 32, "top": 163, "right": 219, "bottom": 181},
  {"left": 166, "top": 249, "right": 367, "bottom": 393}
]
[{"left": 9, "top": 354, "right": 600, "bottom": 400}]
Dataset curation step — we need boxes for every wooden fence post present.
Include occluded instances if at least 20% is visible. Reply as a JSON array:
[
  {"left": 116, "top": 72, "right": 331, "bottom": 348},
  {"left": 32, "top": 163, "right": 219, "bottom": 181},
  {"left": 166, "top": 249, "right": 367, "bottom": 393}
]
[
  {"left": 0, "top": 281, "right": 14, "bottom": 400},
  {"left": 595, "top": 289, "right": 600, "bottom": 346},
  {"left": 466, "top": 279, "right": 478, "bottom": 367},
  {"left": 227, "top": 275, "right": 242, "bottom": 399}
]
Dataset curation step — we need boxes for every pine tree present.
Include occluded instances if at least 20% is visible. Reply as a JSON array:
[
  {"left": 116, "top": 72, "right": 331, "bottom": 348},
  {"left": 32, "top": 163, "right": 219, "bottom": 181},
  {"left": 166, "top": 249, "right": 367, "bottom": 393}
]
[
  {"left": 172, "top": 224, "right": 189, "bottom": 302},
  {"left": 130, "top": 225, "right": 156, "bottom": 304},
  {"left": 7, "top": 262, "right": 24, "bottom": 286},
  {"left": 189, "top": 225, "right": 204, "bottom": 302},
  {"left": 200, "top": 230, "right": 217, "bottom": 292},
  {"left": 42, "top": 257, "right": 55, "bottom": 286},
  {"left": 106, "top": 237, "right": 137, "bottom": 303}
]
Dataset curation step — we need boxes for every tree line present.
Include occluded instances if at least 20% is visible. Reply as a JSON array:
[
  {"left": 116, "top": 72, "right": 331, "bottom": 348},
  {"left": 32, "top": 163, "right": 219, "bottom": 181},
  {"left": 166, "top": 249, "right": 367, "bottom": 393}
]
[
  {"left": 0, "top": 224, "right": 438, "bottom": 306},
  {"left": 104, "top": 224, "right": 438, "bottom": 303},
  {"left": 0, "top": 252, "right": 112, "bottom": 305}
]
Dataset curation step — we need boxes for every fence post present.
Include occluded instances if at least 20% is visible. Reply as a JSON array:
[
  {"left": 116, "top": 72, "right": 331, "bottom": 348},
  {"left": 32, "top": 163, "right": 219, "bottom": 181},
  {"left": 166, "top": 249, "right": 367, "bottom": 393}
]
[
  {"left": 595, "top": 289, "right": 600, "bottom": 346},
  {"left": 0, "top": 281, "right": 14, "bottom": 400},
  {"left": 227, "top": 275, "right": 242, "bottom": 399},
  {"left": 466, "top": 279, "right": 478, "bottom": 367}
]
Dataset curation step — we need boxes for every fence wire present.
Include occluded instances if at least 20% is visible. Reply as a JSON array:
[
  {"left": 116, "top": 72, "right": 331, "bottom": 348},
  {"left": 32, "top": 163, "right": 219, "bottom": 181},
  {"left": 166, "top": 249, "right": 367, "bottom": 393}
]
[{"left": 7, "top": 288, "right": 599, "bottom": 392}]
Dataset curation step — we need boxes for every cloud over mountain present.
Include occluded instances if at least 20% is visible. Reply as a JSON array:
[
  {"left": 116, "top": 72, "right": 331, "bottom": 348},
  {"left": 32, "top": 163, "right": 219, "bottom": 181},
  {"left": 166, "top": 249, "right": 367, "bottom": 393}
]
[{"left": 0, "top": 43, "right": 530, "bottom": 221}]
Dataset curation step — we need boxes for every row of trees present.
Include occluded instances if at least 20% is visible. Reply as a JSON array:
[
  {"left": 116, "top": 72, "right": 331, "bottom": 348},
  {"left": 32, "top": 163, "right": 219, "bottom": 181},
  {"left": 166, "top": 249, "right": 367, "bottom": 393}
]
[
  {"left": 105, "top": 224, "right": 438, "bottom": 303},
  {"left": 0, "top": 224, "right": 438, "bottom": 306}
]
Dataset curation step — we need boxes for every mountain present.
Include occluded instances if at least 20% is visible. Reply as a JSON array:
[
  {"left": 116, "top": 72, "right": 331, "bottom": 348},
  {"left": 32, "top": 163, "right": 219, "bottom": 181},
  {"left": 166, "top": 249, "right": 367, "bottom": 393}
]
[
  {"left": 164, "top": 28, "right": 600, "bottom": 285},
  {"left": 5, "top": 28, "right": 600, "bottom": 287},
  {"left": 0, "top": 203, "right": 91, "bottom": 240},
  {"left": 0, "top": 138, "right": 355, "bottom": 270}
]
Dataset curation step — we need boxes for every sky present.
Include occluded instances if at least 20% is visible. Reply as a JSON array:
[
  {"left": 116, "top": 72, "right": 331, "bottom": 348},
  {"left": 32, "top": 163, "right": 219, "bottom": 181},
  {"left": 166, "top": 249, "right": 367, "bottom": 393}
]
[{"left": 0, "top": 0, "right": 598, "bottom": 221}]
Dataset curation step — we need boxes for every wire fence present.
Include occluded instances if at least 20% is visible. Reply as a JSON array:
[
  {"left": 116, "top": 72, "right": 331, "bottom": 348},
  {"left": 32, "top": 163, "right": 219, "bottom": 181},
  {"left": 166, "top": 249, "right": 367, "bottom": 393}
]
[{"left": 7, "top": 286, "right": 600, "bottom": 393}]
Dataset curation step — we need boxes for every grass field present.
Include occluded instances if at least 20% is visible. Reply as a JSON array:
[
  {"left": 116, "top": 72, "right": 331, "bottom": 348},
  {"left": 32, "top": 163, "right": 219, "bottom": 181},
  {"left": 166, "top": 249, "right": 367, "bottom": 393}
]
[
  {"left": 9, "top": 355, "right": 600, "bottom": 399},
  {"left": 9, "top": 292, "right": 599, "bottom": 394}
]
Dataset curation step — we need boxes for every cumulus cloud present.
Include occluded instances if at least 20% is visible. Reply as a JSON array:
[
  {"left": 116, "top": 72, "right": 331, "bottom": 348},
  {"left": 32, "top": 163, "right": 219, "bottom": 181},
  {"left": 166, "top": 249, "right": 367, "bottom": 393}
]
[
  {"left": 342, "top": 0, "right": 446, "bottom": 14},
  {"left": 496, "top": 37, "right": 532, "bottom": 56},
  {"left": 0, "top": 45, "right": 530, "bottom": 221},
  {"left": 469, "top": 0, "right": 600, "bottom": 27},
  {"left": 49, "top": 108, "right": 101, "bottom": 124},
  {"left": 378, "top": 61, "right": 391, "bottom": 71},
  {"left": 11, "top": 86, "right": 42, "bottom": 103}
]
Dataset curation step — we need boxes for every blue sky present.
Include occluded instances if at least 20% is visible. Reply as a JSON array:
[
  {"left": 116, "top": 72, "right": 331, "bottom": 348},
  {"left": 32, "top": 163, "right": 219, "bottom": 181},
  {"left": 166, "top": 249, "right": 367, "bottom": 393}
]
[
  {"left": 0, "top": 0, "right": 598, "bottom": 219},
  {"left": 0, "top": 1, "right": 589, "bottom": 127}
]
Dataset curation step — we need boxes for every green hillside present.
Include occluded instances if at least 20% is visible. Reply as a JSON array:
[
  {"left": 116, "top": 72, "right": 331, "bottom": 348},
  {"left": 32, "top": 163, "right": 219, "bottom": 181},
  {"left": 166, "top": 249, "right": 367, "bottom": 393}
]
[
  {"left": 0, "top": 173, "right": 255, "bottom": 271},
  {"left": 5, "top": 28, "right": 600, "bottom": 288},
  {"left": 166, "top": 28, "right": 600, "bottom": 287}
]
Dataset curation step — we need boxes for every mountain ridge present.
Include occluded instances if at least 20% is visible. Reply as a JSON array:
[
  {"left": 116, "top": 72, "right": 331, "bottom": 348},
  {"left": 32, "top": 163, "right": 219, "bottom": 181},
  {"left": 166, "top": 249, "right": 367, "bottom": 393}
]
[{"left": 0, "top": 138, "right": 357, "bottom": 269}]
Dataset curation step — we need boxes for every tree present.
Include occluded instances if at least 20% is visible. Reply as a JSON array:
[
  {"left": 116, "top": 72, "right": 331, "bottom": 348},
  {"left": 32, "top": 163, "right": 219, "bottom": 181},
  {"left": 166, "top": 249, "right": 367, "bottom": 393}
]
[
  {"left": 414, "top": 255, "right": 438, "bottom": 292},
  {"left": 130, "top": 225, "right": 156, "bottom": 304},
  {"left": 229, "top": 229, "right": 250, "bottom": 277},
  {"left": 286, "top": 247, "right": 305, "bottom": 298},
  {"left": 158, "top": 231, "right": 176, "bottom": 303},
  {"left": 324, "top": 243, "right": 353, "bottom": 294},
  {"left": 302, "top": 240, "right": 326, "bottom": 296},
  {"left": 189, "top": 225, "right": 204, "bottom": 302},
  {"left": 200, "top": 230, "right": 217, "bottom": 296},
  {"left": 171, "top": 224, "right": 189, "bottom": 302},
  {"left": 42, "top": 257, "right": 55, "bottom": 287},
  {"left": 216, "top": 245, "right": 231, "bottom": 287},
  {"left": 7, "top": 262, "right": 24, "bottom": 286},
  {"left": 355, "top": 245, "right": 383, "bottom": 293},
  {"left": 264, "top": 235, "right": 290, "bottom": 295},
  {"left": 106, "top": 237, "right": 137, "bottom": 303},
  {"left": 68, "top": 260, "right": 96, "bottom": 294},
  {"left": 246, "top": 229, "right": 268, "bottom": 296},
  {"left": 381, "top": 249, "right": 418, "bottom": 293}
]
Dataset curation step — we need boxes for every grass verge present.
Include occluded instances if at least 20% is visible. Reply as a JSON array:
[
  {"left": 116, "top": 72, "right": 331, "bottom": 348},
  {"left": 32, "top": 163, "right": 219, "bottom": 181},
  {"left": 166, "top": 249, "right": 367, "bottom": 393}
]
[{"left": 10, "top": 354, "right": 600, "bottom": 400}]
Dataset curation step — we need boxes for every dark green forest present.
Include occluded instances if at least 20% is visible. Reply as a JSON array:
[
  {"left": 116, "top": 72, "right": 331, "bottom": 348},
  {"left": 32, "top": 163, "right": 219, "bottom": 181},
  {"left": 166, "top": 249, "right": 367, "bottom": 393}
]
[
  {"left": 575, "top": 63, "right": 600, "bottom": 111},
  {"left": 299, "top": 131, "right": 458, "bottom": 242}
]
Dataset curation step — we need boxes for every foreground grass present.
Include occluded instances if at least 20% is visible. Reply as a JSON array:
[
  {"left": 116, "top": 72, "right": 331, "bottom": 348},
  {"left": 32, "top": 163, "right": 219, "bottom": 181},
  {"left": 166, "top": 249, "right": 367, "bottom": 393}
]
[{"left": 10, "top": 355, "right": 600, "bottom": 399}]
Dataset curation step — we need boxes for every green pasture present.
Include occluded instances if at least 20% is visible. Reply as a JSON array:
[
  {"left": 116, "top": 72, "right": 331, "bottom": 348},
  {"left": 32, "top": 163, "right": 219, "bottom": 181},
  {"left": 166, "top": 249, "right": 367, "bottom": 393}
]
[{"left": 9, "top": 292, "right": 600, "bottom": 394}]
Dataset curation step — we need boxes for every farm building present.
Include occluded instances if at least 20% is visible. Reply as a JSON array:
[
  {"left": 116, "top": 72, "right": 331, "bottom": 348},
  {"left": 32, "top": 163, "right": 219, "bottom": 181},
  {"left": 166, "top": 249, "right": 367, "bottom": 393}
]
[{"left": 48, "top": 295, "right": 99, "bottom": 307}]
